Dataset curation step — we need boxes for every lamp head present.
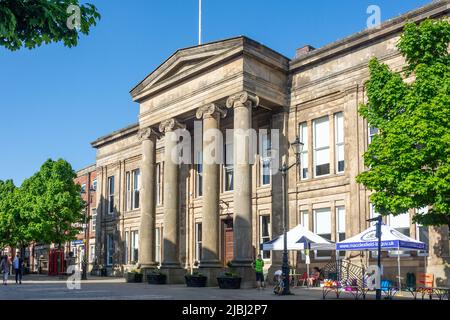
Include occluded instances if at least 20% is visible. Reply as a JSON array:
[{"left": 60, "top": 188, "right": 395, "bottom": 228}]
[{"left": 290, "top": 136, "right": 304, "bottom": 156}]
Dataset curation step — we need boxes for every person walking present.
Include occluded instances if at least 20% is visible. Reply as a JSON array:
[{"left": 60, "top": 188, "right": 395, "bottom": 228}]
[
  {"left": 13, "top": 253, "right": 23, "bottom": 284},
  {"left": 253, "top": 254, "right": 265, "bottom": 290},
  {"left": 0, "top": 255, "right": 11, "bottom": 285}
]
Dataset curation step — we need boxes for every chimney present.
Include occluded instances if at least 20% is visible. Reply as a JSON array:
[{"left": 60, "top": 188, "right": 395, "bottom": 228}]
[{"left": 295, "top": 45, "right": 315, "bottom": 58}]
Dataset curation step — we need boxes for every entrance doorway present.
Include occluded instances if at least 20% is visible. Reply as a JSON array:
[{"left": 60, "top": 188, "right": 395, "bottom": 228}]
[{"left": 222, "top": 219, "right": 233, "bottom": 266}]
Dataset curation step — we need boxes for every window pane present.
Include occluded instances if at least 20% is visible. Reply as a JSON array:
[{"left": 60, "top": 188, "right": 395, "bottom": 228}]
[
  {"left": 300, "top": 152, "right": 308, "bottom": 179},
  {"left": 335, "top": 112, "right": 344, "bottom": 143},
  {"left": 314, "top": 208, "right": 331, "bottom": 235},
  {"left": 126, "top": 172, "right": 131, "bottom": 211},
  {"left": 156, "top": 164, "right": 162, "bottom": 205},
  {"left": 133, "top": 170, "right": 140, "bottom": 209},
  {"left": 314, "top": 117, "right": 329, "bottom": 149},
  {"left": 336, "top": 144, "right": 345, "bottom": 173},
  {"left": 389, "top": 213, "right": 409, "bottom": 229},
  {"left": 155, "top": 228, "right": 161, "bottom": 263},
  {"left": 299, "top": 123, "right": 309, "bottom": 180},
  {"left": 314, "top": 208, "right": 331, "bottom": 258},
  {"left": 260, "top": 216, "right": 270, "bottom": 259},
  {"left": 195, "top": 223, "right": 202, "bottom": 261},
  {"left": 300, "top": 123, "right": 308, "bottom": 151},
  {"left": 300, "top": 210, "right": 309, "bottom": 230},
  {"left": 124, "top": 231, "right": 129, "bottom": 264}
]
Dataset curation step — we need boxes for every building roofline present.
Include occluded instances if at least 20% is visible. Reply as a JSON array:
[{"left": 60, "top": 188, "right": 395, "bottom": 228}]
[
  {"left": 76, "top": 164, "right": 96, "bottom": 176},
  {"left": 91, "top": 123, "right": 139, "bottom": 149},
  {"left": 290, "top": 0, "right": 450, "bottom": 71},
  {"left": 129, "top": 35, "right": 290, "bottom": 97}
]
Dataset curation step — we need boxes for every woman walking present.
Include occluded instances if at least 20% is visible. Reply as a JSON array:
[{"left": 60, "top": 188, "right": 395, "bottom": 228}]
[{"left": 1, "top": 255, "right": 11, "bottom": 285}]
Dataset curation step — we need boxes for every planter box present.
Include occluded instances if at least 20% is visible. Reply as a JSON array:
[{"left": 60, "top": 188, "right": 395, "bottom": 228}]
[
  {"left": 125, "top": 272, "right": 143, "bottom": 283},
  {"left": 147, "top": 273, "right": 167, "bottom": 285},
  {"left": 185, "top": 275, "right": 207, "bottom": 287},
  {"left": 217, "top": 277, "right": 241, "bottom": 289}
]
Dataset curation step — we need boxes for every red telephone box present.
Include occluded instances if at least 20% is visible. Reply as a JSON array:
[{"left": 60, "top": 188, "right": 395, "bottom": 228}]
[{"left": 48, "top": 250, "right": 65, "bottom": 276}]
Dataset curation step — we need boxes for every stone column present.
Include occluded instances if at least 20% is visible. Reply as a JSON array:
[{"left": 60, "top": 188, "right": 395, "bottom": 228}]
[
  {"left": 226, "top": 91, "right": 259, "bottom": 288},
  {"left": 159, "top": 118, "right": 185, "bottom": 283},
  {"left": 137, "top": 127, "right": 159, "bottom": 277},
  {"left": 196, "top": 104, "right": 227, "bottom": 285}
]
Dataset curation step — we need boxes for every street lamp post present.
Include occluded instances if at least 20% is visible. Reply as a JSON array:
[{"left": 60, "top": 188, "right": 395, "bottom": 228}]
[{"left": 280, "top": 137, "right": 303, "bottom": 295}]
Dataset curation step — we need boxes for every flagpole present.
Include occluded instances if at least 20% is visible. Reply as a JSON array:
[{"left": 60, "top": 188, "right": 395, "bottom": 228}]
[{"left": 198, "top": 0, "right": 202, "bottom": 45}]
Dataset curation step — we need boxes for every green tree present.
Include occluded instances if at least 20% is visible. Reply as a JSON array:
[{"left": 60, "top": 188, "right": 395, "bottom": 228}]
[
  {"left": 0, "top": 0, "right": 100, "bottom": 51},
  {"left": 0, "top": 180, "right": 32, "bottom": 253},
  {"left": 0, "top": 180, "right": 17, "bottom": 248},
  {"left": 357, "top": 19, "right": 450, "bottom": 226},
  {"left": 20, "top": 159, "right": 86, "bottom": 249}
]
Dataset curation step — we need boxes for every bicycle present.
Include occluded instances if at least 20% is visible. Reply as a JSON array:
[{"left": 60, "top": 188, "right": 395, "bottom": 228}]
[{"left": 273, "top": 274, "right": 285, "bottom": 295}]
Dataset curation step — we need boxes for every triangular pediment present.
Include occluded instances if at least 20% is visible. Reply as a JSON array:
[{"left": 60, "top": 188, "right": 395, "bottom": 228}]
[{"left": 130, "top": 37, "right": 245, "bottom": 100}]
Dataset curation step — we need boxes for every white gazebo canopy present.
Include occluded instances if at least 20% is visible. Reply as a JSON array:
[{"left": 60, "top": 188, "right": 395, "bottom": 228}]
[
  {"left": 336, "top": 223, "right": 426, "bottom": 291},
  {"left": 336, "top": 223, "right": 426, "bottom": 251},
  {"left": 261, "top": 224, "right": 335, "bottom": 251}
]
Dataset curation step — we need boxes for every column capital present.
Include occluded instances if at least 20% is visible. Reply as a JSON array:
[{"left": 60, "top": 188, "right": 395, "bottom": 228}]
[
  {"left": 138, "top": 127, "right": 160, "bottom": 141},
  {"left": 196, "top": 103, "right": 227, "bottom": 120},
  {"left": 159, "top": 118, "right": 185, "bottom": 134},
  {"left": 226, "top": 91, "right": 259, "bottom": 109}
]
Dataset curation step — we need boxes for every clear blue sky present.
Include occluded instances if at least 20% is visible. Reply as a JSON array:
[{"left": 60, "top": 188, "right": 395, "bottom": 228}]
[{"left": 0, "top": 0, "right": 430, "bottom": 185}]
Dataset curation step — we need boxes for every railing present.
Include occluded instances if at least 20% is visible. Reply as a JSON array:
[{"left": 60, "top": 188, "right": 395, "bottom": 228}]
[{"left": 321, "top": 258, "right": 366, "bottom": 287}]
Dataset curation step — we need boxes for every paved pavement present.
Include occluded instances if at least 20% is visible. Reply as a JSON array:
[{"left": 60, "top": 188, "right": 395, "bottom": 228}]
[{"left": 0, "top": 275, "right": 414, "bottom": 300}]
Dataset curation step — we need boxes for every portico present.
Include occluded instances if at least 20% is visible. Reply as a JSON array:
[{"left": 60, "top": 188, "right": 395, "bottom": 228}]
[{"left": 130, "top": 37, "right": 289, "bottom": 285}]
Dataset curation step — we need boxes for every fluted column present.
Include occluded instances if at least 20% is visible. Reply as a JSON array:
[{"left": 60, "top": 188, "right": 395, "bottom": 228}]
[
  {"left": 137, "top": 127, "right": 159, "bottom": 269},
  {"left": 196, "top": 104, "right": 227, "bottom": 269},
  {"left": 226, "top": 91, "right": 259, "bottom": 271},
  {"left": 159, "top": 118, "right": 185, "bottom": 269}
]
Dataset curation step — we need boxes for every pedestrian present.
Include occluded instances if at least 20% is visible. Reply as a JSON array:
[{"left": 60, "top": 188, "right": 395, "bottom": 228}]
[
  {"left": 0, "top": 255, "right": 10, "bottom": 285},
  {"left": 13, "top": 253, "right": 23, "bottom": 284},
  {"left": 253, "top": 254, "right": 265, "bottom": 290}
]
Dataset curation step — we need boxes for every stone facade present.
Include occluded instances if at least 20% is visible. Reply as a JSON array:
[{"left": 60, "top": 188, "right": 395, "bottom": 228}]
[{"left": 91, "top": 2, "right": 450, "bottom": 286}]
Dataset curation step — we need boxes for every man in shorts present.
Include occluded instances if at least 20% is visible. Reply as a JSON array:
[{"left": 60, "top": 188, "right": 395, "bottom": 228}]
[{"left": 253, "top": 254, "right": 265, "bottom": 290}]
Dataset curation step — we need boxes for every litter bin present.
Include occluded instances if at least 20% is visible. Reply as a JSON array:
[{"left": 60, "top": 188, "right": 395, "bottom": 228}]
[{"left": 101, "top": 267, "right": 107, "bottom": 277}]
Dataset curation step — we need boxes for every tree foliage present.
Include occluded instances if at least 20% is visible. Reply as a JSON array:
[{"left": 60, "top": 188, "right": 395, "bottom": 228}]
[
  {"left": 20, "top": 159, "right": 86, "bottom": 248},
  {"left": 0, "top": 0, "right": 100, "bottom": 51},
  {"left": 0, "top": 159, "right": 85, "bottom": 250},
  {"left": 357, "top": 19, "right": 450, "bottom": 226}
]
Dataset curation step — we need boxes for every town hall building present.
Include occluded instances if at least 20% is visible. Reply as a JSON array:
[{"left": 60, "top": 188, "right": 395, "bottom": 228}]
[{"left": 91, "top": 1, "right": 449, "bottom": 287}]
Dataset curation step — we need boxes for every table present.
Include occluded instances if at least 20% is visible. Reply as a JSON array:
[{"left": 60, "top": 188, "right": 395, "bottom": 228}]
[{"left": 289, "top": 274, "right": 306, "bottom": 287}]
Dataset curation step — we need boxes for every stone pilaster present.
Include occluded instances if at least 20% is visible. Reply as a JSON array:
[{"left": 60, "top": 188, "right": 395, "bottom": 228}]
[
  {"left": 226, "top": 91, "right": 259, "bottom": 288},
  {"left": 196, "top": 103, "right": 227, "bottom": 286},
  {"left": 268, "top": 110, "right": 289, "bottom": 282},
  {"left": 137, "top": 127, "right": 160, "bottom": 277},
  {"left": 159, "top": 118, "right": 186, "bottom": 283}
]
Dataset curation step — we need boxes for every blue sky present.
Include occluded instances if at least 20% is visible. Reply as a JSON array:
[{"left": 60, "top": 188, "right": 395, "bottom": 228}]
[{"left": 0, "top": 0, "right": 430, "bottom": 185}]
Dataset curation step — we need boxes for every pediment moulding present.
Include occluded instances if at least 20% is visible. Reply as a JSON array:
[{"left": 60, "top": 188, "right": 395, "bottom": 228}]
[
  {"left": 159, "top": 118, "right": 186, "bottom": 134},
  {"left": 226, "top": 91, "right": 260, "bottom": 109},
  {"left": 196, "top": 103, "right": 227, "bottom": 120}
]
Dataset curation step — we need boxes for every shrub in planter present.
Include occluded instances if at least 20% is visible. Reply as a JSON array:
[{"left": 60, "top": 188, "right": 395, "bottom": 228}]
[
  {"left": 217, "top": 262, "right": 241, "bottom": 289},
  {"left": 217, "top": 271, "right": 242, "bottom": 289},
  {"left": 185, "top": 271, "right": 207, "bottom": 287},
  {"left": 147, "top": 270, "right": 167, "bottom": 285},
  {"left": 125, "top": 269, "right": 143, "bottom": 283}
]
